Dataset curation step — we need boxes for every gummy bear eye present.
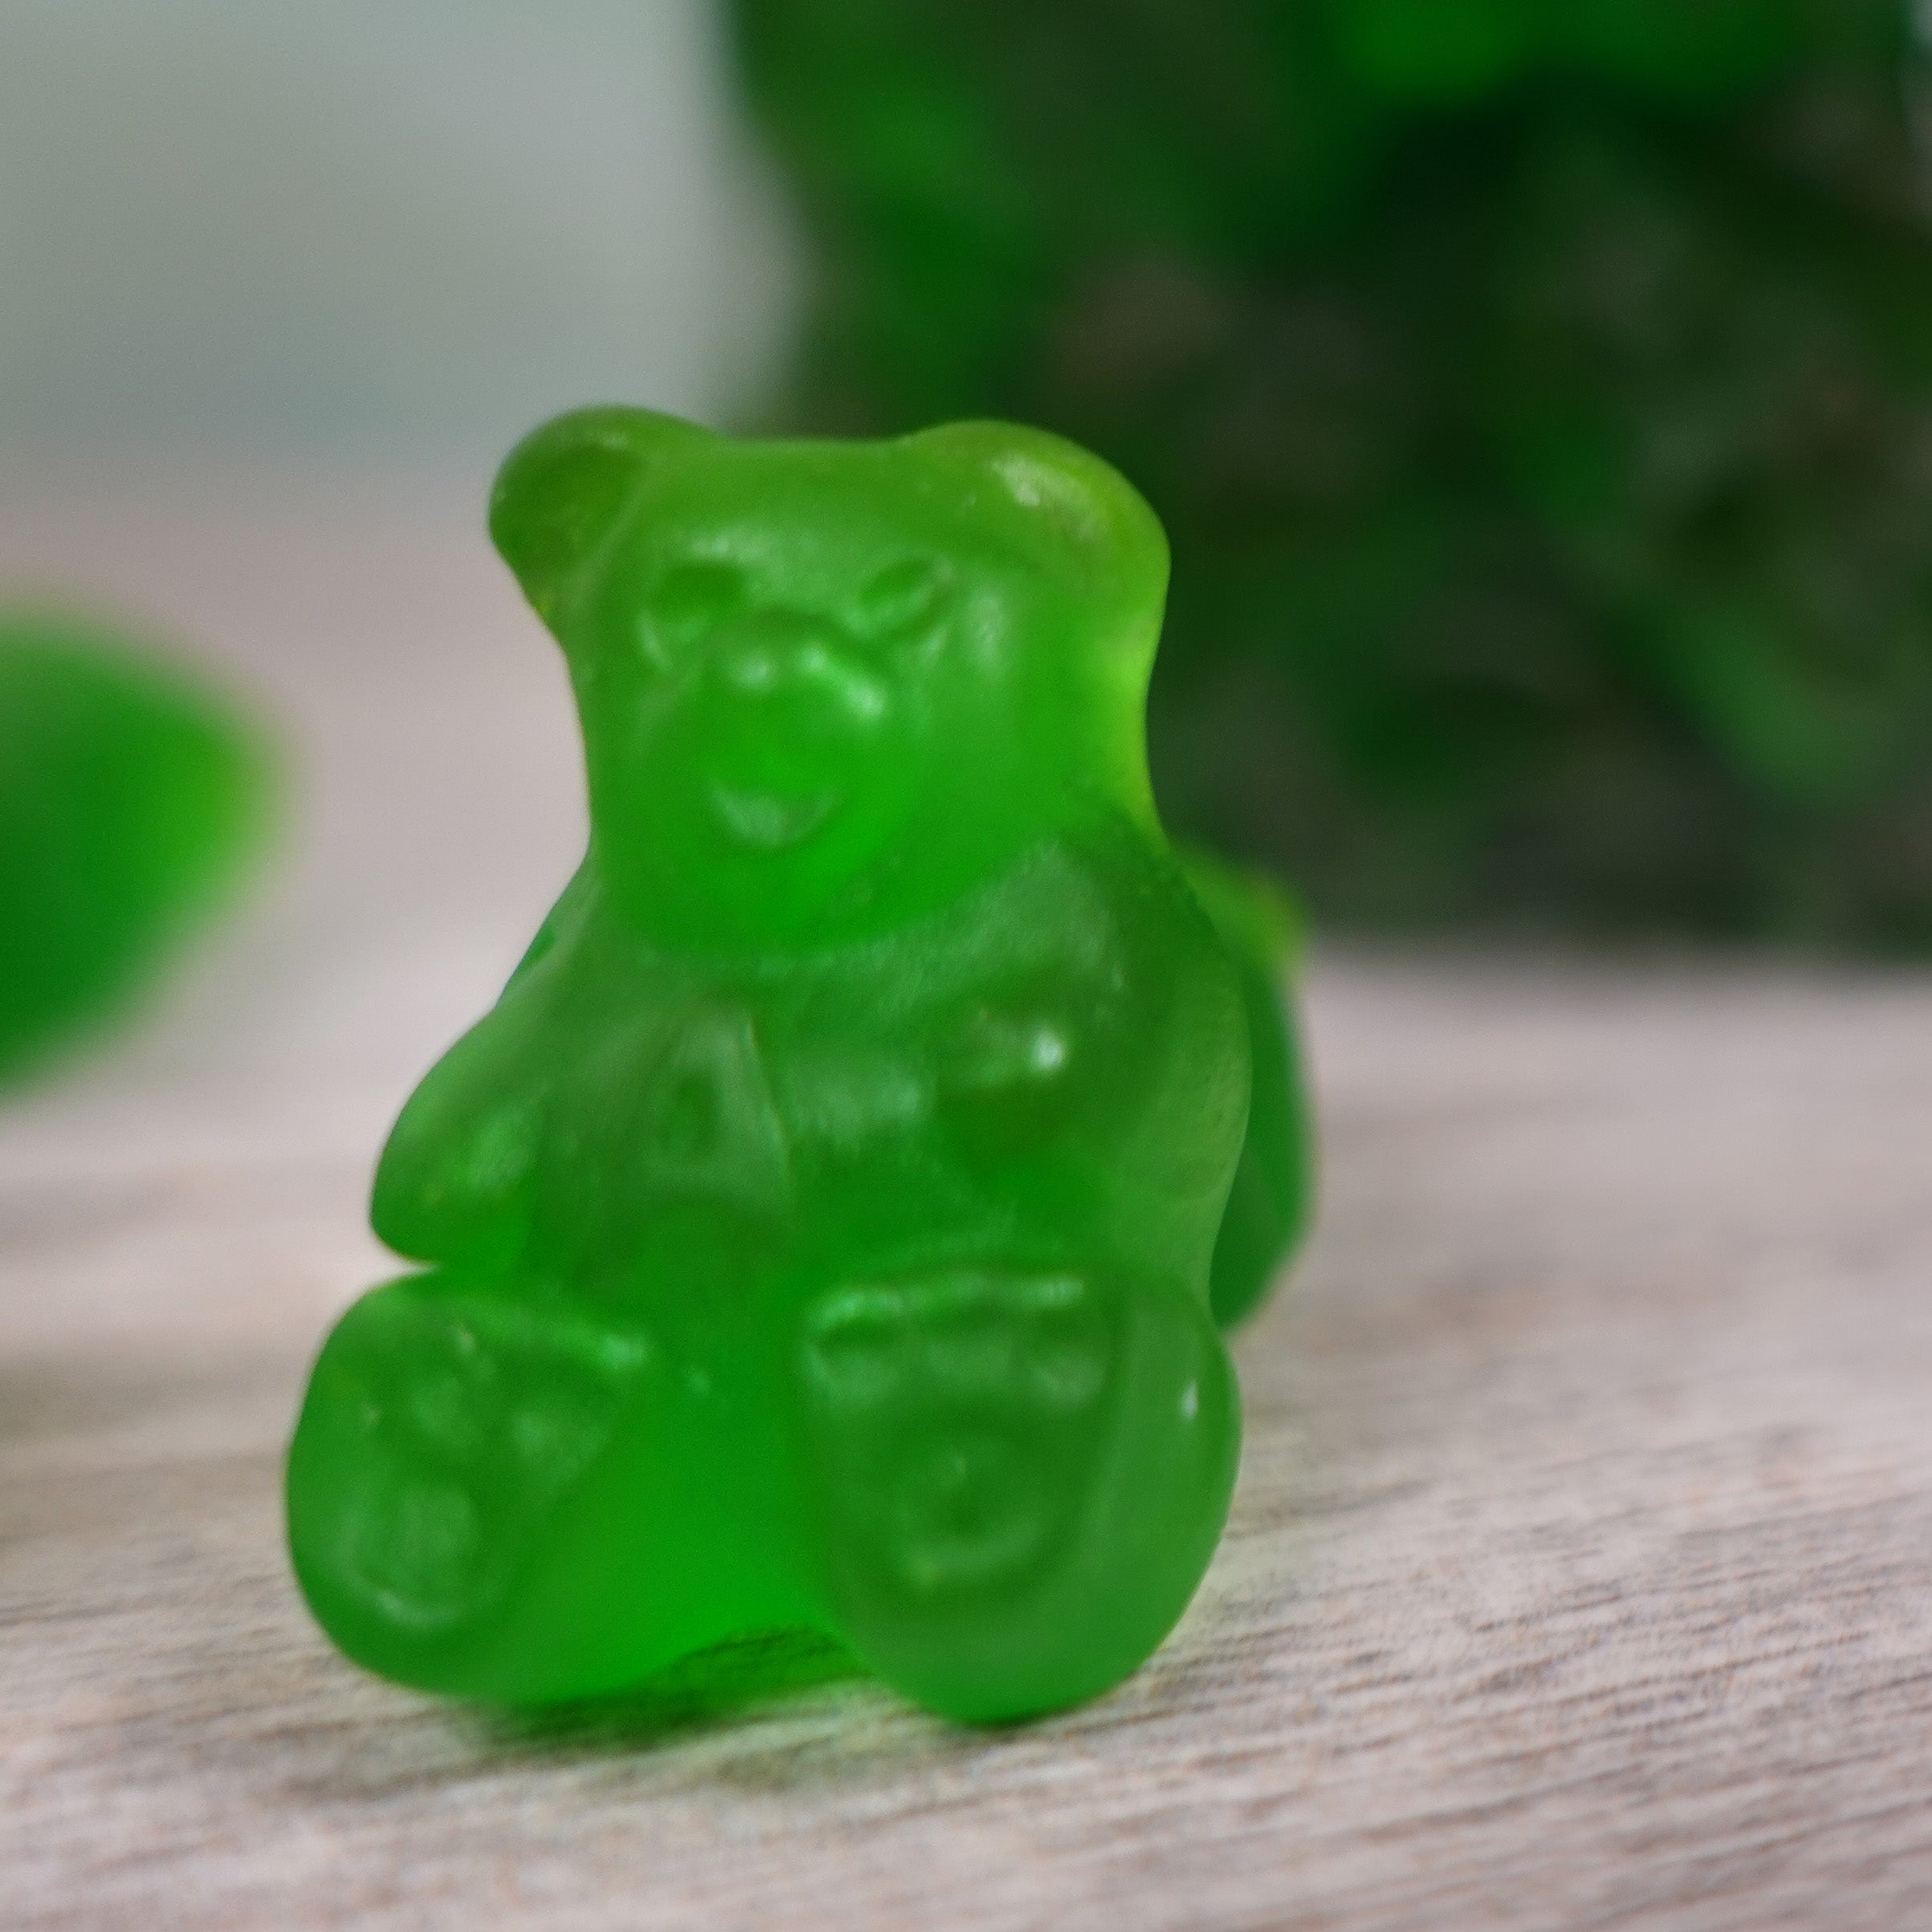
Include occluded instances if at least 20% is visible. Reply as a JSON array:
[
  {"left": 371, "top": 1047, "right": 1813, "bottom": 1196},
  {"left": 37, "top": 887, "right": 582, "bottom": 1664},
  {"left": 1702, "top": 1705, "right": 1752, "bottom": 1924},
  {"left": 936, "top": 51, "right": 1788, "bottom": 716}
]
[
  {"left": 854, "top": 556, "right": 953, "bottom": 641},
  {"left": 640, "top": 561, "right": 747, "bottom": 672}
]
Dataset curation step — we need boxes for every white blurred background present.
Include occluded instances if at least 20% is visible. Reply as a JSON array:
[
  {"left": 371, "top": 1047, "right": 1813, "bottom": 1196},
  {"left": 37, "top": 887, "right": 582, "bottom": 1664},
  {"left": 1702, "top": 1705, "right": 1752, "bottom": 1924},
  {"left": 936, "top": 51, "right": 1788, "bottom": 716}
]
[
  {"left": 0, "top": 0, "right": 803, "bottom": 1204},
  {"left": 0, "top": 0, "right": 796, "bottom": 462}
]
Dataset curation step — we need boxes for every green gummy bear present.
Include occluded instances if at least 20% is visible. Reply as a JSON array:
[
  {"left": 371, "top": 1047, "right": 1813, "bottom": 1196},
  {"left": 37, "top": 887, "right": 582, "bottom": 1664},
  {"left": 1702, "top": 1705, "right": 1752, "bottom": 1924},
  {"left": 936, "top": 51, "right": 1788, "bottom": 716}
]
[
  {"left": 0, "top": 615, "right": 271, "bottom": 1086},
  {"left": 287, "top": 409, "right": 1312, "bottom": 1724}
]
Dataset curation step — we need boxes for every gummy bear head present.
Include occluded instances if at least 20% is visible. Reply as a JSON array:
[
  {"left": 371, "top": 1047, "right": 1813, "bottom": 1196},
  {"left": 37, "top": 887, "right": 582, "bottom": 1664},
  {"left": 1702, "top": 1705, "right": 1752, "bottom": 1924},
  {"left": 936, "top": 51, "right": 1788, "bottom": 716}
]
[{"left": 490, "top": 409, "right": 1169, "bottom": 949}]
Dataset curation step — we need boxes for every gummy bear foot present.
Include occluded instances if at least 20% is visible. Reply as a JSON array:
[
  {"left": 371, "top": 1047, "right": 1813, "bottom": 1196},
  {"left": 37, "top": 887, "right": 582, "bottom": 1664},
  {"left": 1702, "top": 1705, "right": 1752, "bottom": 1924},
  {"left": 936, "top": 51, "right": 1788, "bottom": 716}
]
[
  {"left": 287, "top": 1271, "right": 715, "bottom": 1702},
  {"left": 792, "top": 1267, "right": 1239, "bottom": 1723}
]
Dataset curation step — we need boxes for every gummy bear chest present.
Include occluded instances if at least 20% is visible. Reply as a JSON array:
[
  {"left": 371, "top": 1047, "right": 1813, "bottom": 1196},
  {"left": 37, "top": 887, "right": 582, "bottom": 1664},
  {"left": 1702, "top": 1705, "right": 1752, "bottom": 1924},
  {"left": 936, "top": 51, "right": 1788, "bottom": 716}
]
[
  {"left": 541, "top": 842, "right": 1210, "bottom": 1302},
  {"left": 762, "top": 852, "right": 1197, "bottom": 1254}
]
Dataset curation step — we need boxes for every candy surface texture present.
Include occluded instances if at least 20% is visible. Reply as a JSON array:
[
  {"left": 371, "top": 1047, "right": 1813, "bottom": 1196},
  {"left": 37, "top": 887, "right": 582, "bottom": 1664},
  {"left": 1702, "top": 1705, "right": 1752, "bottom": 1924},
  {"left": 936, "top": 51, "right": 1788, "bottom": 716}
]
[{"left": 287, "top": 410, "right": 1308, "bottom": 1722}]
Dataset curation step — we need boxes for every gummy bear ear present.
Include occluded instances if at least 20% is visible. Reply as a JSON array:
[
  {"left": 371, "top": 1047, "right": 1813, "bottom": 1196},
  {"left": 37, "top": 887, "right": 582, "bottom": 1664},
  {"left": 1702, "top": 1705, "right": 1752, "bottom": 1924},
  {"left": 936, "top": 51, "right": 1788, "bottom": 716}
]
[
  {"left": 905, "top": 421, "right": 1169, "bottom": 822},
  {"left": 490, "top": 406, "right": 714, "bottom": 622},
  {"left": 901, "top": 421, "right": 1169, "bottom": 629}
]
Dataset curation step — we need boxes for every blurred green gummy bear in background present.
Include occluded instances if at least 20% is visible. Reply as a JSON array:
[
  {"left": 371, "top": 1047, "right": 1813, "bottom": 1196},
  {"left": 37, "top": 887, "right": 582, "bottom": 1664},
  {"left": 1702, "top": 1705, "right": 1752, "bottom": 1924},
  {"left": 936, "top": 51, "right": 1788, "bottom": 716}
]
[
  {"left": 732, "top": 0, "right": 1932, "bottom": 947},
  {"left": 0, "top": 615, "right": 273, "bottom": 1086},
  {"left": 288, "top": 409, "right": 1311, "bottom": 1724}
]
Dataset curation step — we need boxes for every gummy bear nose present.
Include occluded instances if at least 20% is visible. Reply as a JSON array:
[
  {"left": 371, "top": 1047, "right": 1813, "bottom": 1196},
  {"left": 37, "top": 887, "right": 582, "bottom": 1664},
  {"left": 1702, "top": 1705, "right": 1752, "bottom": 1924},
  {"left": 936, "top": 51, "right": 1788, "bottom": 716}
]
[{"left": 713, "top": 609, "right": 889, "bottom": 725}]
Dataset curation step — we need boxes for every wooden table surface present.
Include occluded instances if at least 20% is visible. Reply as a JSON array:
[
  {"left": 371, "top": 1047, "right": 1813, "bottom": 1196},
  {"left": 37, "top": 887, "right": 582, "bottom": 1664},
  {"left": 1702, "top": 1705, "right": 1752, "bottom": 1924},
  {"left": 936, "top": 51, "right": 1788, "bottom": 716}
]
[{"left": 4, "top": 473, "right": 1931, "bottom": 1930}]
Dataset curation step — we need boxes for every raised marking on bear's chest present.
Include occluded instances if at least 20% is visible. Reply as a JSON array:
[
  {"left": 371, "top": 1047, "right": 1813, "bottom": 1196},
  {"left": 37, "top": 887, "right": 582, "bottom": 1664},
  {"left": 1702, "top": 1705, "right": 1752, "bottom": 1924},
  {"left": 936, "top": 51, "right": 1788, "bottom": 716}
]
[{"left": 630, "top": 1003, "right": 792, "bottom": 1216}]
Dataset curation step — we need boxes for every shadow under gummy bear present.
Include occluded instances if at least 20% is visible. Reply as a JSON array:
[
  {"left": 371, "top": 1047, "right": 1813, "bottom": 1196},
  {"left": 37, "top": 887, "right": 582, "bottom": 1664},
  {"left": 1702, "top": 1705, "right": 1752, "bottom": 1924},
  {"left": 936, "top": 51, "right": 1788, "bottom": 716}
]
[{"left": 287, "top": 406, "right": 1312, "bottom": 1727}]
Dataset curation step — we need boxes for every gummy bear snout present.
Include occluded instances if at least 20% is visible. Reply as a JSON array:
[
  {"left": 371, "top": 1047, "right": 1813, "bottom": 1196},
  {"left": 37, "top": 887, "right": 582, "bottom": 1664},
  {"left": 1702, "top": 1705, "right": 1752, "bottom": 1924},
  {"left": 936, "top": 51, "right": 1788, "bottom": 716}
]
[
  {"left": 692, "top": 610, "right": 899, "bottom": 856},
  {"left": 709, "top": 608, "right": 891, "bottom": 728}
]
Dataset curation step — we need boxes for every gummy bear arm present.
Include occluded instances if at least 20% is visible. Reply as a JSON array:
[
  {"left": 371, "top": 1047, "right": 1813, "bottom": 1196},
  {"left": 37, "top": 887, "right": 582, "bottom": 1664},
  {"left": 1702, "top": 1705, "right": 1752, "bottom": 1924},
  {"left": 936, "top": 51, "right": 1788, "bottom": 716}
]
[
  {"left": 1173, "top": 843, "right": 1305, "bottom": 975},
  {"left": 502, "top": 856, "right": 595, "bottom": 994},
  {"left": 369, "top": 978, "right": 552, "bottom": 1267},
  {"left": 1173, "top": 848, "right": 1316, "bottom": 1326},
  {"left": 371, "top": 866, "right": 597, "bottom": 1261}
]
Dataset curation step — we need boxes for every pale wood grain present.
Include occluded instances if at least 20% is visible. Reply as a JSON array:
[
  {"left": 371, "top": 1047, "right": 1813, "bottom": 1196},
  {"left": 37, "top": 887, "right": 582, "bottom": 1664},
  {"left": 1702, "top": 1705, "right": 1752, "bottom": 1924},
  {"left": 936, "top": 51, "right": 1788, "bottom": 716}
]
[{"left": 3, "top": 474, "right": 1930, "bottom": 1930}]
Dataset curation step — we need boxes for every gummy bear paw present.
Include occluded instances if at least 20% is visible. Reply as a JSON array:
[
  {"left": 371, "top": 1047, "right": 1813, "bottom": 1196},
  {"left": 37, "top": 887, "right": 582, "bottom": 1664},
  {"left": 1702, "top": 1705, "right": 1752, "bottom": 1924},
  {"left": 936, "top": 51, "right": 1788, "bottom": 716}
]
[
  {"left": 793, "top": 1266, "right": 1239, "bottom": 1723},
  {"left": 799, "top": 1270, "right": 1116, "bottom": 1599},
  {"left": 287, "top": 1273, "right": 655, "bottom": 1684}
]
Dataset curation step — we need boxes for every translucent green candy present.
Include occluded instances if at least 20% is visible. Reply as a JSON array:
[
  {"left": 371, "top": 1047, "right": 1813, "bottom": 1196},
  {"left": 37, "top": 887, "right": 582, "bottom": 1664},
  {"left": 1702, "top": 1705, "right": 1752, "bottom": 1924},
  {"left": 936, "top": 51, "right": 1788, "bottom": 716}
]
[
  {"left": 287, "top": 410, "right": 1310, "bottom": 1723},
  {"left": 1329, "top": 0, "right": 1806, "bottom": 104},
  {"left": 0, "top": 615, "right": 270, "bottom": 1086}
]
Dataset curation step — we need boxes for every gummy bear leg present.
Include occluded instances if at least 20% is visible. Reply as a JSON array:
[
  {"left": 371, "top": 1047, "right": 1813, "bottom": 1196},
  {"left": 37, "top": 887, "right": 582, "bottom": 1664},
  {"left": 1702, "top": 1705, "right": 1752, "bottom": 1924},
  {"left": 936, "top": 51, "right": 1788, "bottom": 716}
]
[
  {"left": 287, "top": 1270, "right": 733, "bottom": 1702},
  {"left": 790, "top": 1267, "right": 1239, "bottom": 1723}
]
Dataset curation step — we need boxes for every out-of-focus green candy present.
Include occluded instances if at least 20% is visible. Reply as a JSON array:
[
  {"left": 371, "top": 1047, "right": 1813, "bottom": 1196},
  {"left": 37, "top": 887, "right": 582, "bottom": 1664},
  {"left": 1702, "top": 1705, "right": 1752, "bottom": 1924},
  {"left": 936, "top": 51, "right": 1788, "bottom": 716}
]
[
  {"left": 287, "top": 410, "right": 1312, "bottom": 1724},
  {"left": 1491, "top": 120, "right": 1932, "bottom": 816},
  {"left": 1556, "top": 0, "right": 1804, "bottom": 103},
  {"left": 1328, "top": 0, "right": 1811, "bottom": 107},
  {"left": 734, "top": 0, "right": 1932, "bottom": 948},
  {"left": 0, "top": 615, "right": 272, "bottom": 1084},
  {"left": 1328, "top": 0, "right": 1539, "bottom": 103}
]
